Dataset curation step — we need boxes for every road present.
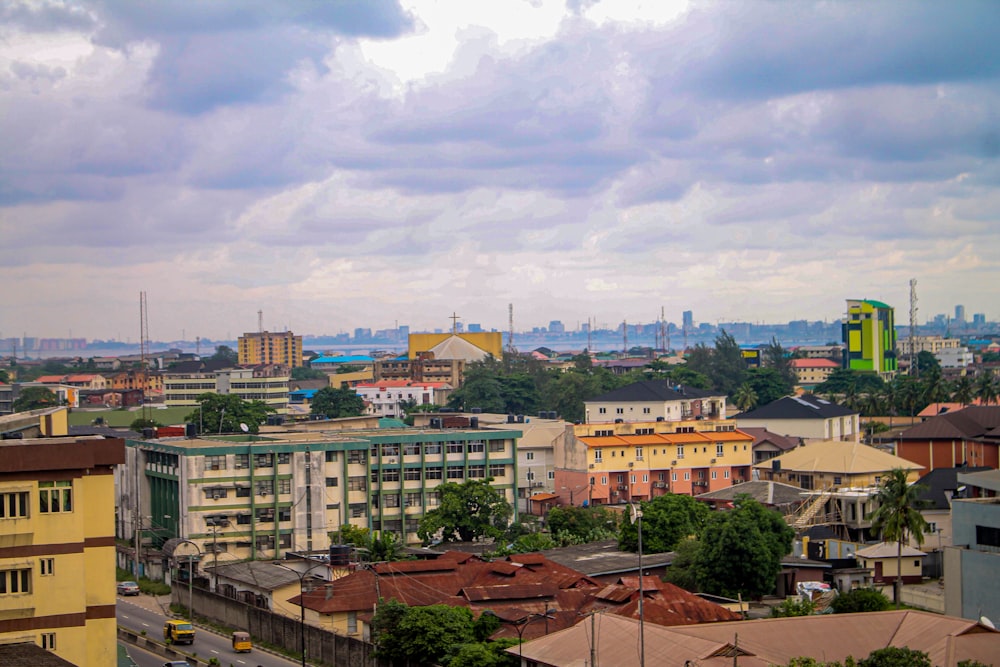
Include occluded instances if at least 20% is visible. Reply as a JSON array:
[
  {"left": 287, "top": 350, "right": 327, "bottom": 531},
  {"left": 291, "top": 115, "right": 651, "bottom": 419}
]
[{"left": 117, "top": 595, "right": 301, "bottom": 667}]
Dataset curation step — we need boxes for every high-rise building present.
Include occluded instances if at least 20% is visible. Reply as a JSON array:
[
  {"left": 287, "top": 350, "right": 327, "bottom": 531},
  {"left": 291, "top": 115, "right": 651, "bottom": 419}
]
[
  {"left": 955, "top": 305, "right": 966, "bottom": 323},
  {"left": 843, "top": 299, "right": 897, "bottom": 379},
  {"left": 682, "top": 311, "right": 694, "bottom": 331},
  {"left": 548, "top": 320, "right": 565, "bottom": 334},
  {"left": 0, "top": 436, "right": 126, "bottom": 666},
  {"left": 238, "top": 330, "right": 303, "bottom": 367}
]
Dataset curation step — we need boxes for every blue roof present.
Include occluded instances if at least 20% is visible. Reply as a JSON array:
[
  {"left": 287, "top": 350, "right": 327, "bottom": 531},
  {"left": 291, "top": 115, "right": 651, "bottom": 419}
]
[
  {"left": 311, "top": 355, "right": 373, "bottom": 364},
  {"left": 289, "top": 389, "right": 318, "bottom": 398}
]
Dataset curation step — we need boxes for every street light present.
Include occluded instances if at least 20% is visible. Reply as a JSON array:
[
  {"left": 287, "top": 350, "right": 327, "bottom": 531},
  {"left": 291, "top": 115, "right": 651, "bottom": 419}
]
[
  {"left": 484, "top": 609, "right": 557, "bottom": 663},
  {"left": 273, "top": 559, "right": 329, "bottom": 667},
  {"left": 173, "top": 539, "right": 201, "bottom": 624}
]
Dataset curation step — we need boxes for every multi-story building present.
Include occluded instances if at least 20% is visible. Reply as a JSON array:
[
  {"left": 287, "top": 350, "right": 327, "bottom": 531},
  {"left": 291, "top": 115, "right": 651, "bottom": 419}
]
[
  {"left": 162, "top": 360, "right": 289, "bottom": 413},
  {"left": 843, "top": 299, "right": 898, "bottom": 379},
  {"left": 945, "top": 468, "right": 1000, "bottom": 624},
  {"left": 736, "top": 394, "right": 860, "bottom": 442},
  {"left": 0, "top": 436, "right": 125, "bottom": 666},
  {"left": 584, "top": 381, "right": 727, "bottom": 424},
  {"left": 897, "top": 335, "right": 961, "bottom": 357},
  {"left": 790, "top": 358, "right": 839, "bottom": 389},
  {"left": 554, "top": 419, "right": 754, "bottom": 504},
  {"left": 353, "top": 380, "right": 453, "bottom": 417},
  {"left": 237, "top": 330, "right": 303, "bottom": 368},
  {"left": 118, "top": 422, "right": 521, "bottom": 562}
]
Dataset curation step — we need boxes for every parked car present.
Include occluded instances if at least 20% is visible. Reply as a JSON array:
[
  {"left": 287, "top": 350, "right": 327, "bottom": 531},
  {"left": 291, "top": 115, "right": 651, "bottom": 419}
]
[
  {"left": 163, "top": 662, "right": 191, "bottom": 667},
  {"left": 117, "top": 580, "right": 140, "bottom": 596}
]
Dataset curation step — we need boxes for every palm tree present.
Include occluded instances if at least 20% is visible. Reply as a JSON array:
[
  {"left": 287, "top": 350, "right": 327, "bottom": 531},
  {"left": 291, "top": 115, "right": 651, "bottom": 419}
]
[
  {"left": 976, "top": 373, "right": 998, "bottom": 406},
  {"left": 733, "top": 382, "right": 758, "bottom": 412},
  {"left": 868, "top": 468, "right": 929, "bottom": 608},
  {"left": 952, "top": 376, "right": 975, "bottom": 407}
]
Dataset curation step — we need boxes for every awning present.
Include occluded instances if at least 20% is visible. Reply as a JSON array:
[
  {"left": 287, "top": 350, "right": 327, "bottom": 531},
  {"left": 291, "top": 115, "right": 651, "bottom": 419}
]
[{"left": 530, "top": 493, "right": 560, "bottom": 502}]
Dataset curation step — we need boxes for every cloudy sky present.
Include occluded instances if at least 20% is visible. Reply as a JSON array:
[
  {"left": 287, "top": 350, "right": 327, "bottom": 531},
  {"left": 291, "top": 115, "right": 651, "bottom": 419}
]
[{"left": 2, "top": 0, "right": 998, "bottom": 341}]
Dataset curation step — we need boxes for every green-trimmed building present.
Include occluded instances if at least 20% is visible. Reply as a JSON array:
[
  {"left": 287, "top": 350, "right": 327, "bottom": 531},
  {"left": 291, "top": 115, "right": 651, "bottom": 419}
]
[
  {"left": 842, "top": 299, "right": 898, "bottom": 380},
  {"left": 118, "top": 423, "right": 520, "bottom": 566}
]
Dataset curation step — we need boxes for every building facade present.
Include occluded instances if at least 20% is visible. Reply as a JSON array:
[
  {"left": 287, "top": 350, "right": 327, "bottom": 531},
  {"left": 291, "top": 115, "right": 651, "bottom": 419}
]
[
  {"left": 554, "top": 419, "right": 753, "bottom": 504},
  {"left": 843, "top": 299, "right": 898, "bottom": 379},
  {"left": 584, "top": 381, "right": 727, "bottom": 424},
  {"left": 238, "top": 330, "right": 303, "bottom": 368},
  {"left": 162, "top": 361, "right": 290, "bottom": 413},
  {"left": 353, "top": 381, "right": 453, "bottom": 417},
  {"left": 0, "top": 436, "right": 125, "bottom": 666}
]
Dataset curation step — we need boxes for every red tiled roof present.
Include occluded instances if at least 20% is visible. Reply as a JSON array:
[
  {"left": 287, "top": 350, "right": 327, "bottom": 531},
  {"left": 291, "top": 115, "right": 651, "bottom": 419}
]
[{"left": 790, "top": 358, "right": 839, "bottom": 368}]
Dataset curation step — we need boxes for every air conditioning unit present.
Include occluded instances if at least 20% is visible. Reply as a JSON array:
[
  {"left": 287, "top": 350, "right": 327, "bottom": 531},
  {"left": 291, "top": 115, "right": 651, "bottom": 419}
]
[
  {"left": 589, "top": 464, "right": 595, "bottom": 469},
  {"left": 628, "top": 462, "right": 634, "bottom": 468},
  {"left": 617, "top": 484, "right": 627, "bottom": 491},
  {"left": 671, "top": 461, "right": 677, "bottom": 466},
  {"left": 387, "top": 458, "right": 397, "bottom": 464},
  {"left": 653, "top": 482, "right": 666, "bottom": 489},
  {"left": 710, "top": 458, "right": 717, "bottom": 464}
]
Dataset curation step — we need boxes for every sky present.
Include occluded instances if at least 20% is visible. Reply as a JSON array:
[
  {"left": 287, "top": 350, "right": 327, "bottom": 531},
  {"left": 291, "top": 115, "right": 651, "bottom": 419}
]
[{"left": 2, "top": 0, "right": 999, "bottom": 341}]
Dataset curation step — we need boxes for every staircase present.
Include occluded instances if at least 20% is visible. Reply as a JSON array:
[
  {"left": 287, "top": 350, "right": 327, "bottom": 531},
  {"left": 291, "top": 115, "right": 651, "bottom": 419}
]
[{"left": 789, "top": 491, "right": 831, "bottom": 530}]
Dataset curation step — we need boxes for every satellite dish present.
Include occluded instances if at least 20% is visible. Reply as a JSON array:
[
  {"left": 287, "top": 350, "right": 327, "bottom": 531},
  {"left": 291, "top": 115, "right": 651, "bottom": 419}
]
[
  {"left": 981, "top": 616, "right": 996, "bottom": 630},
  {"left": 239, "top": 423, "right": 249, "bottom": 433}
]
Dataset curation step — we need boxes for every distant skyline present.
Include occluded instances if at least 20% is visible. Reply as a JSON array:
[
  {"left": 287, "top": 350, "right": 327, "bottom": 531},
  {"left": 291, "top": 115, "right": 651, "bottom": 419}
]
[{"left": 3, "top": 1, "right": 999, "bottom": 340}]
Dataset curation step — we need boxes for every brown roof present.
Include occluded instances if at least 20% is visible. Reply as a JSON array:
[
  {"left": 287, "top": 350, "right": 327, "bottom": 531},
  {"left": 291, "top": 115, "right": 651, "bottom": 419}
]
[
  {"left": 898, "top": 405, "right": 1000, "bottom": 441},
  {"left": 740, "top": 427, "right": 801, "bottom": 451},
  {"left": 0, "top": 643, "right": 79, "bottom": 666}
]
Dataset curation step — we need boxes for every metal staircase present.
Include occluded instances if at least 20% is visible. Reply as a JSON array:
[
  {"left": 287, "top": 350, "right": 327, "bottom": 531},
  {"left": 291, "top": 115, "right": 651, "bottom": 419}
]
[{"left": 789, "top": 491, "right": 832, "bottom": 530}]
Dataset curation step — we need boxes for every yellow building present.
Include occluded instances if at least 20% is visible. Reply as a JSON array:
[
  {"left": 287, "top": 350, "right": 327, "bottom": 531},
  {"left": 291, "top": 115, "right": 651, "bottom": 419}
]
[
  {"left": 238, "top": 330, "right": 303, "bottom": 368},
  {"left": 754, "top": 440, "right": 923, "bottom": 490},
  {"left": 407, "top": 331, "right": 504, "bottom": 361},
  {"left": 555, "top": 420, "right": 754, "bottom": 504},
  {"left": 0, "top": 436, "right": 125, "bottom": 666}
]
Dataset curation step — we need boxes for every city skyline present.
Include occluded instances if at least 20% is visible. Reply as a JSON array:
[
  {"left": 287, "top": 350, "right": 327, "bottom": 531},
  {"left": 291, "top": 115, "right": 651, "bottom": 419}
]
[{"left": 3, "top": 1, "right": 999, "bottom": 340}]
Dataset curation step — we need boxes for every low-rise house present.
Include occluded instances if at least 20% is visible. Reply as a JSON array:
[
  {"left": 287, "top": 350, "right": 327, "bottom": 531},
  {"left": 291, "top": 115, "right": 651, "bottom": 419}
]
[
  {"left": 894, "top": 405, "right": 1000, "bottom": 473},
  {"left": 353, "top": 380, "right": 452, "bottom": 417},
  {"left": 204, "top": 560, "right": 320, "bottom": 616},
  {"left": 736, "top": 394, "right": 860, "bottom": 443},
  {"left": 855, "top": 542, "right": 926, "bottom": 586},
  {"left": 755, "top": 440, "right": 923, "bottom": 491},
  {"left": 741, "top": 426, "right": 801, "bottom": 464},
  {"left": 584, "top": 381, "right": 727, "bottom": 424},
  {"left": 695, "top": 480, "right": 806, "bottom": 514}
]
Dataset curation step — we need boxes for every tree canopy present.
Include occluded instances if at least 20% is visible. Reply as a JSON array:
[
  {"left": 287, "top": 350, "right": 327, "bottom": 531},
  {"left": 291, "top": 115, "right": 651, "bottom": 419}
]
[
  {"left": 310, "top": 385, "right": 365, "bottom": 419},
  {"left": 291, "top": 366, "right": 328, "bottom": 380},
  {"left": 208, "top": 344, "right": 238, "bottom": 365},
  {"left": 372, "top": 601, "right": 476, "bottom": 666},
  {"left": 693, "top": 496, "right": 793, "bottom": 599},
  {"left": 868, "top": 469, "right": 929, "bottom": 606},
  {"left": 743, "top": 366, "right": 794, "bottom": 406},
  {"left": 619, "top": 493, "right": 710, "bottom": 553},
  {"left": 12, "top": 386, "right": 59, "bottom": 412},
  {"left": 183, "top": 393, "right": 274, "bottom": 434},
  {"left": 545, "top": 505, "right": 618, "bottom": 545},
  {"left": 418, "top": 479, "right": 513, "bottom": 543}
]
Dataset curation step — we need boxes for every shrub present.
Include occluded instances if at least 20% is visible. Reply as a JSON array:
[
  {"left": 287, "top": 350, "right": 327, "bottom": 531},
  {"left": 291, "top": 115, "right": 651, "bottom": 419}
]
[
  {"left": 830, "top": 588, "right": 891, "bottom": 614},
  {"left": 771, "top": 597, "right": 815, "bottom": 617}
]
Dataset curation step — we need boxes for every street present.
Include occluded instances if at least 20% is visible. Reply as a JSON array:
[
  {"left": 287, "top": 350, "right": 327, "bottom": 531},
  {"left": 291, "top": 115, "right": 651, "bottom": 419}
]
[{"left": 117, "top": 594, "right": 302, "bottom": 667}]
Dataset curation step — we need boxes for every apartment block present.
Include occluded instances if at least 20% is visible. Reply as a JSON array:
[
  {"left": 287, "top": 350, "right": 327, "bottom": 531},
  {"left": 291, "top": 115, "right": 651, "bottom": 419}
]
[
  {"left": 584, "top": 381, "right": 727, "bottom": 424},
  {"left": 238, "top": 330, "right": 303, "bottom": 368},
  {"left": 843, "top": 299, "right": 898, "bottom": 379},
  {"left": 162, "top": 360, "right": 289, "bottom": 413},
  {"left": 554, "top": 419, "right": 753, "bottom": 504},
  {"left": 0, "top": 436, "right": 125, "bottom": 666}
]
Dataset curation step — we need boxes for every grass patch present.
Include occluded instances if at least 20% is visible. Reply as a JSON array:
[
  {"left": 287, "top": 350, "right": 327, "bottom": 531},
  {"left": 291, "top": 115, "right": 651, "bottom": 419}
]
[
  {"left": 116, "top": 567, "right": 171, "bottom": 595},
  {"left": 69, "top": 406, "right": 192, "bottom": 428}
]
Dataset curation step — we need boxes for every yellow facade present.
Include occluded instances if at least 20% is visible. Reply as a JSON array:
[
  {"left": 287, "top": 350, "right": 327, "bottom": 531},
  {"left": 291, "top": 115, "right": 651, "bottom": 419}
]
[
  {"left": 0, "top": 437, "right": 124, "bottom": 667},
  {"left": 407, "top": 331, "right": 504, "bottom": 359},
  {"left": 238, "top": 331, "right": 304, "bottom": 367}
]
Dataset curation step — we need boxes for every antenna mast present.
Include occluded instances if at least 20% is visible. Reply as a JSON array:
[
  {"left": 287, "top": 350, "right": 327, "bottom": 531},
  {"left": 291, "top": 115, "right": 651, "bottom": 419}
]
[
  {"left": 909, "top": 279, "right": 918, "bottom": 377},
  {"left": 506, "top": 303, "right": 516, "bottom": 357},
  {"left": 140, "top": 291, "right": 150, "bottom": 423}
]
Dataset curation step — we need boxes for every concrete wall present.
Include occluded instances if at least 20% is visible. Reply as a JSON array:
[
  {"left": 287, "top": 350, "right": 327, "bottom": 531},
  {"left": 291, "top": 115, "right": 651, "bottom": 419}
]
[{"left": 173, "top": 585, "right": 388, "bottom": 667}]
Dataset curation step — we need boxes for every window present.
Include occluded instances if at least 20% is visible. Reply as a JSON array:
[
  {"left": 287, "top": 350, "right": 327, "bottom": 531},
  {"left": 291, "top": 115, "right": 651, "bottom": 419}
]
[
  {"left": 279, "top": 534, "right": 292, "bottom": 548},
  {"left": 601, "top": 476, "right": 607, "bottom": 485},
  {"left": 381, "top": 445, "right": 399, "bottom": 458},
  {"left": 350, "top": 503, "right": 366, "bottom": 518},
  {"left": 204, "top": 487, "right": 228, "bottom": 500},
  {"left": 489, "top": 441, "right": 505, "bottom": 453},
  {"left": 254, "top": 453, "right": 274, "bottom": 468},
  {"left": 446, "top": 442, "right": 464, "bottom": 453},
  {"left": 617, "top": 474, "right": 624, "bottom": 483},
  {"left": 205, "top": 455, "right": 226, "bottom": 471},
  {"left": 426, "top": 492, "right": 441, "bottom": 507},
  {"left": 256, "top": 535, "right": 275, "bottom": 551},
  {"left": 672, "top": 472, "right": 678, "bottom": 482},
  {"left": 256, "top": 480, "right": 274, "bottom": 496},
  {"left": 925, "top": 522, "right": 938, "bottom": 534},
  {"left": 382, "top": 469, "right": 400, "bottom": 482},
  {"left": 256, "top": 508, "right": 274, "bottom": 523},
  {"left": 0, "top": 568, "right": 31, "bottom": 594},
  {"left": 1, "top": 491, "right": 29, "bottom": 519},
  {"left": 616, "top": 408, "right": 624, "bottom": 414},
  {"left": 237, "top": 514, "right": 251, "bottom": 525},
  {"left": 347, "top": 451, "right": 367, "bottom": 465},
  {"left": 40, "top": 558, "right": 54, "bottom": 576},
  {"left": 548, "top": 471, "right": 555, "bottom": 480},
  {"left": 278, "top": 508, "right": 291, "bottom": 522},
  {"left": 404, "top": 467, "right": 422, "bottom": 481},
  {"left": 469, "top": 465, "right": 486, "bottom": 478},
  {"left": 489, "top": 464, "right": 506, "bottom": 477},
  {"left": 683, "top": 471, "right": 691, "bottom": 481},
  {"left": 874, "top": 476, "right": 881, "bottom": 484},
  {"left": 235, "top": 454, "right": 249, "bottom": 469},
  {"left": 526, "top": 452, "right": 535, "bottom": 461},
  {"left": 594, "top": 450, "right": 603, "bottom": 462},
  {"left": 348, "top": 476, "right": 367, "bottom": 491},
  {"left": 599, "top": 407, "right": 607, "bottom": 414},
  {"left": 716, "top": 444, "right": 724, "bottom": 457},
  {"left": 447, "top": 466, "right": 464, "bottom": 479},
  {"left": 325, "top": 477, "right": 339, "bottom": 487},
  {"left": 38, "top": 481, "right": 72, "bottom": 513},
  {"left": 467, "top": 441, "right": 485, "bottom": 453},
  {"left": 278, "top": 478, "right": 291, "bottom": 495},
  {"left": 833, "top": 476, "right": 842, "bottom": 486},
  {"left": 347, "top": 611, "right": 358, "bottom": 634},
  {"left": 913, "top": 560, "right": 920, "bottom": 567},
  {"left": 636, "top": 447, "right": 643, "bottom": 460},
  {"left": 236, "top": 486, "right": 251, "bottom": 498},
  {"left": 325, "top": 450, "right": 339, "bottom": 462},
  {"left": 405, "top": 492, "right": 422, "bottom": 507},
  {"left": 711, "top": 471, "right": 717, "bottom": 479},
  {"left": 724, "top": 470, "right": 730, "bottom": 479},
  {"left": 41, "top": 632, "right": 56, "bottom": 650},
  {"left": 424, "top": 443, "right": 442, "bottom": 455},
  {"left": 643, "top": 407, "right": 651, "bottom": 414},
  {"left": 676, "top": 446, "right": 684, "bottom": 459},
  {"left": 384, "top": 494, "right": 400, "bottom": 508},
  {"left": 642, "top": 474, "right": 648, "bottom": 483},
  {"left": 425, "top": 466, "right": 443, "bottom": 480},
  {"left": 526, "top": 471, "right": 535, "bottom": 481},
  {"left": 630, "top": 475, "right": 636, "bottom": 484},
  {"left": 403, "top": 443, "right": 421, "bottom": 456}
]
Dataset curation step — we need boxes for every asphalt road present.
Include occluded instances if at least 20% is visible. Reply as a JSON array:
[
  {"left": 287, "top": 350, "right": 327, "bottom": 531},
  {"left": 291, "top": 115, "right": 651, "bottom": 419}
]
[{"left": 117, "top": 596, "right": 301, "bottom": 667}]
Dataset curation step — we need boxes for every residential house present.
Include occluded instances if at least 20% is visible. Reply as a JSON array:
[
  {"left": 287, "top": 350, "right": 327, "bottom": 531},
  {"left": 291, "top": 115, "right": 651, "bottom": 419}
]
[
  {"left": 203, "top": 560, "right": 324, "bottom": 617},
  {"left": 584, "top": 381, "right": 727, "bottom": 424},
  {"left": 353, "top": 380, "right": 453, "bottom": 417},
  {"left": 554, "top": 419, "right": 754, "bottom": 504},
  {"left": 0, "top": 436, "right": 126, "bottom": 667},
  {"left": 513, "top": 610, "right": 1000, "bottom": 667},
  {"left": 740, "top": 426, "right": 801, "bottom": 464},
  {"left": 945, "top": 468, "right": 1000, "bottom": 624},
  {"left": 790, "top": 358, "right": 839, "bottom": 389},
  {"left": 855, "top": 542, "right": 926, "bottom": 586},
  {"left": 894, "top": 406, "right": 1000, "bottom": 473},
  {"left": 695, "top": 480, "right": 807, "bottom": 514},
  {"left": 736, "top": 394, "right": 860, "bottom": 442}
]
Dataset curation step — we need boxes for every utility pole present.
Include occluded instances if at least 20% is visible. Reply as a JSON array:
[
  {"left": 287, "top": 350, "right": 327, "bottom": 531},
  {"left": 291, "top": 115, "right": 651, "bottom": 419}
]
[
  {"left": 133, "top": 450, "right": 141, "bottom": 579},
  {"left": 909, "top": 279, "right": 918, "bottom": 377}
]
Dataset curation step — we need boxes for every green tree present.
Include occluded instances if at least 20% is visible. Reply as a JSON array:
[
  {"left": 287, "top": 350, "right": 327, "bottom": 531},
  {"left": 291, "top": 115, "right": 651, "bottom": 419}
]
[
  {"left": 763, "top": 337, "right": 797, "bottom": 388},
  {"left": 744, "top": 367, "right": 793, "bottom": 406},
  {"left": 694, "top": 496, "right": 793, "bottom": 599},
  {"left": 291, "top": 366, "right": 327, "bottom": 380},
  {"left": 710, "top": 330, "right": 747, "bottom": 396},
  {"left": 310, "top": 385, "right": 365, "bottom": 418},
  {"left": 619, "top": 493, "right": 710, "bottom": 553},
  {"left": 0, "top": 369, "right": 9, "bottom": 383},
  {"left": 771, "top": 597, "right": 815, "bottom": 617},
  {"left": 208, "top": 345, "right": 238, "bottom": 365},
  {"left": 665, "top": 365, "right": 712, "bottom": 390},
  {"left": 372, "top": 602, "right": 476, "bottom": 666},
  {"left": 915, "top": 351, "right": 941, "bottom": 376},
  {"left": 129, "top": 417, "right": 163, "bottom": 431},
  {"left": 952, "top": 376, "right": 975, "bottom": 407},
  {"left": 662, "top": 537, "right": 701, "bottom": 591},
  {"left": 867, "top": 469, "right": 929, "bottom": 607},
  {"left": 183, "top": 393, "right": 274, "bottom": 434},
  {"left": 976, "top": 373, "right": 997, "bottom": 406},
  {"left": 418, "top": 479, "right": 513, "bottom": 543},
  {"left": 546, "top": 506, "right": 617, "bottom": 544},
  {"left": 857, "top": 647, "right": 930, "bottom": 667},
  {"left": 830, "top": 587, "right": 891, "bottom": 614},
  {"left": 12, "top": 386, "right": 59, "bottom": 411},
  {"left": 733, "top": 382, "right": 759, "bottom": 412},
  {"left": 920, "top": 368, "right": 951, "bottom": 407}
]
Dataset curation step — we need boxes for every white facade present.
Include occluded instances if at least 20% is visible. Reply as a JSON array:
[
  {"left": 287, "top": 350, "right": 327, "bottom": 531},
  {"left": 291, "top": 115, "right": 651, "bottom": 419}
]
[
  {"left": 354, "top": 382, "right": 451, "bottom": 417},
  {"left": 737, "top": 414, "right": 859, "bottom": 443},
  {"left": 937, "top": 347, "right": 974, "bottom": 369}
]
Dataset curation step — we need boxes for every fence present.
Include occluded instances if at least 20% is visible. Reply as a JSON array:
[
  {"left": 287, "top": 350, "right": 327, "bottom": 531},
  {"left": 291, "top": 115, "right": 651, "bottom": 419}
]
[{"left": 172, "top": 585, "right": 390, "bottom": 667}]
